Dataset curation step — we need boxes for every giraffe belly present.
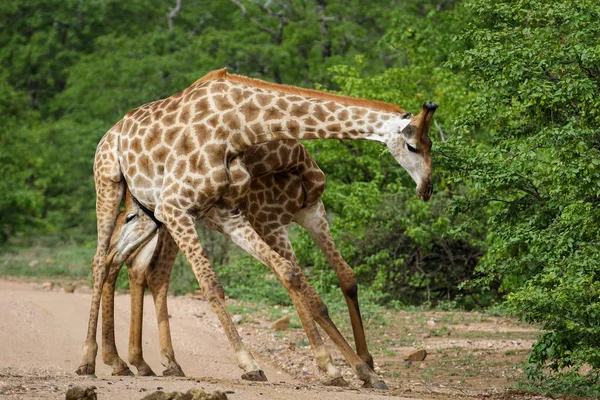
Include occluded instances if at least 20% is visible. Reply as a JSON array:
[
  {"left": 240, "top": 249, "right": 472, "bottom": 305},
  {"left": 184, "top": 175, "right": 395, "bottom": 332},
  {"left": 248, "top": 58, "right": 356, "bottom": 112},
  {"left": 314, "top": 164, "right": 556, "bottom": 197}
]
[
  {"left": 118, "top": 154, "right": 162, "bottom": 211},
  {"left": 123, "top": 177, "right": 161, "bottom": 212}
]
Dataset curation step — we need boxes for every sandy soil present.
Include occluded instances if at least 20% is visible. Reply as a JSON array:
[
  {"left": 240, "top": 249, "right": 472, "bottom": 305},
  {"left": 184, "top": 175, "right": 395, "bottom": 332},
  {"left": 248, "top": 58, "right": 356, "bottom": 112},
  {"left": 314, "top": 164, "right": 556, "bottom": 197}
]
[
  {"left": 0, "top": 279, "right": 405, "bottom": 399},
  {"left": 0, "top": 279, "right": 545, "bottom": 400}
]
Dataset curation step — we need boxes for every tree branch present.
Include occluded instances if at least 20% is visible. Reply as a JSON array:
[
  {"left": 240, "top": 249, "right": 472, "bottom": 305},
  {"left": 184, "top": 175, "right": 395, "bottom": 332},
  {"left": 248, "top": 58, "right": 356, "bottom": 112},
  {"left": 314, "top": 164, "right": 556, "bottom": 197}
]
[
  {"left": 434, "top": 119, "right": 446, "bottom": 142},
  {"left": 168, "top": 0, "right": 182, "bottom": 31},
  {"left": 230, "top": 0, "right": 287, "bottom": 41},
  {"left": 517, "top": 174, "right": 543, "bottom": 201},
  {"left": 316, "top": 0, "right": 332, "bottom": 58},
  {"left": 543, "top": 67, "right": 559, "bottom": 82},
  {"left": 487, "top": 197, "right": 515, "bottom": 204}
]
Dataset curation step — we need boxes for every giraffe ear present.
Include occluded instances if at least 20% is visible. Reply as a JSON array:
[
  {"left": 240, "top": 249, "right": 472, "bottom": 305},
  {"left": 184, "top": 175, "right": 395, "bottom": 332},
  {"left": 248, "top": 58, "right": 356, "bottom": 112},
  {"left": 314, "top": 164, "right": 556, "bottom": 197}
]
[
  {"left": 398, "top": 120, "right": 415, "bottom": 137},
  {"left": 396, "top": 112, "right": 414, "bottom": 135}
]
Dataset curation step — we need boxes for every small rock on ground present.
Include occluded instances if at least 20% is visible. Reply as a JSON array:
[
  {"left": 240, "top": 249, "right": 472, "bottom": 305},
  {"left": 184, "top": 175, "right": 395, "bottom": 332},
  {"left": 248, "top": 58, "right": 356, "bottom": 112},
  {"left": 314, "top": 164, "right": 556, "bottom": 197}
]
[
  {"left": 273, "top": 316, "right": 290, "bottom": 331},
  {"left": 404, "top": 349, "right": 427, "bottom": 361},
  {"left": 232, "top": 314, "right": 244, "bottom": 324},
  {"left": 140, "top": 389, "right": 227, "bottom": 400},
  {"left": 76, "top": 286, "right": 93, "bottom": 294},
  {"left": 65, "top": 386, "right": 97, "bottom": 400}
]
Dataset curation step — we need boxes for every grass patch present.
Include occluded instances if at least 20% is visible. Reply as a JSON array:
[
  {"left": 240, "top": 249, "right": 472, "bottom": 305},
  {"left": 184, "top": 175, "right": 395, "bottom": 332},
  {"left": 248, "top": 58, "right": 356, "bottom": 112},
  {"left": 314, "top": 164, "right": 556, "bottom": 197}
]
[
  {"left": 214, "top": 253, "right": 292, "bottom": 306},
  {"left": 227, "top": 302, "right": 262, "bottom": 317},
  {"left": 517, "top": 370, "right": 600, "bottom": 398},
  {"left": 460, "top": 331, "right": 538, "bottom": 340},
  {"left": 0, "top": 243, "right": 94, "bottom": 281},
  {"left": 264, "top": 306, "right": 294, "bottom": 321}
]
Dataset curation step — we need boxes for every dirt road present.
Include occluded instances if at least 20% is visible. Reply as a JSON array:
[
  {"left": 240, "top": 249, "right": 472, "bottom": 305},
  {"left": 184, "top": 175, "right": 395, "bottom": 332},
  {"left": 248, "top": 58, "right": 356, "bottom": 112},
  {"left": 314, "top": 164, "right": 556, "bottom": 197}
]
[{"left": 0, "top": 279, "right": 410, "bottom": 400}]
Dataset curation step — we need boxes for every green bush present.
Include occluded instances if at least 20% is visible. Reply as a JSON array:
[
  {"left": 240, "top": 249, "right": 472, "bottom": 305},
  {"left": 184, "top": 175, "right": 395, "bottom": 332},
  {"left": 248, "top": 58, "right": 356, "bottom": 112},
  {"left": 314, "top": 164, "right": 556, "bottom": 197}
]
[{"left": 445, "top": 0, "right": 600, "bottom": 382}]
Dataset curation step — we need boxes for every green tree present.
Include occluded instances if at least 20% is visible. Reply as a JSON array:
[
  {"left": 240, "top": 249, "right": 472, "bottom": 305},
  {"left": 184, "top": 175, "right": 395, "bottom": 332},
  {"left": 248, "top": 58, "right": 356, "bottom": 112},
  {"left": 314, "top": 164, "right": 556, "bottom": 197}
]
[
  {"left": 0, "top": 0, "right": 173, "bottom": 241},
  {"left": 0, "top": 70, "right": 45, "bottom": 242},
  {"left": 444, "top": 0, "right": 600, "bottom": 387}
]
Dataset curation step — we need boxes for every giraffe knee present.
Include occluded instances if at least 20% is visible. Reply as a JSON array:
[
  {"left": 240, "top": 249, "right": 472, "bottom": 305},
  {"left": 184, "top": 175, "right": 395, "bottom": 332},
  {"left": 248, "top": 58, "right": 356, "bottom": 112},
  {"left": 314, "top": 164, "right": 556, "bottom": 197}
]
[
  {"left": 302, "top": 290, "right": 330, "bottom": 320},
  {"left": 338, "top": 270, "right": 358, "bottom": 299},
  {"left": 316, "top": 302, "right": 330, "bottom": 320},
  {"left": 343, "top": 282, "right": 359, "bottom": 300},
  {"left": 204, "top": 280, "right": 225, "bottom": 302},
  {"left": 281, "top": 267, "right": 302, "bottom": 291}
]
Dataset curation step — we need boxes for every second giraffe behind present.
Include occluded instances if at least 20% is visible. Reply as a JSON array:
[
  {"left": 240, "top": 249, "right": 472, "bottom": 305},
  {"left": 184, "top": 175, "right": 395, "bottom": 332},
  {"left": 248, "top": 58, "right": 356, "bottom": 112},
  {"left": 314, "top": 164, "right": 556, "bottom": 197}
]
[{"left": 102, "top": 140, "right": 375, "bottom": 386}]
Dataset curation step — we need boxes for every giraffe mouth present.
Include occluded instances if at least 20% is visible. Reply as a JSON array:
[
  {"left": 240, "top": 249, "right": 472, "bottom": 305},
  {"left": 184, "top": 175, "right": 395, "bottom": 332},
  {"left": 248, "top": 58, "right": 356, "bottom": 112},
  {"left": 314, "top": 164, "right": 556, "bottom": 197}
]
[{"left": 417, "top": 179, "right": 433, "bottom": 202}]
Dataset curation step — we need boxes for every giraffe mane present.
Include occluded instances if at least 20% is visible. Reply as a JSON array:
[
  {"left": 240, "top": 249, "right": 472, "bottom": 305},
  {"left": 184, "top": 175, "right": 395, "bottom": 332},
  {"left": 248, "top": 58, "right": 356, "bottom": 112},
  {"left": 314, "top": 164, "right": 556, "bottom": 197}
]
[{"left": 193, "top": 68, "right": 404, "bottom": 114}]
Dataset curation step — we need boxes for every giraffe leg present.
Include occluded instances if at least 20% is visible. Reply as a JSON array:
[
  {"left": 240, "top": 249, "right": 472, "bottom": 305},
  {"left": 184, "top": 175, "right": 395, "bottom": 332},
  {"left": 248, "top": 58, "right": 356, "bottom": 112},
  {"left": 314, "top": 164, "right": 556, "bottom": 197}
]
[
  {"left": 100, "top": 261, "right": 134, "bottom": 376},
  {"left": 144, "top": 231, "right": 185, "bottom": 377},
  {"left": 259, "top": 226, "right": 346, "bottom": 386},
  {"left": 294, "top": 201, "right": 374, "bottom": 368},
  {"left": 76, "top": 175, "right": 124, "bottom": 376},
  {"left": 158, "top": 204, "right": 266, "bottom": 381},
  {"left": 215, "top": 212, "right": 387, "bottom": 389},
  {"left": 103, "top": 202, "right": 181, "bottom": 377},
  {"left": 126, "top": 258, "right": 156, "bottom": 377}
]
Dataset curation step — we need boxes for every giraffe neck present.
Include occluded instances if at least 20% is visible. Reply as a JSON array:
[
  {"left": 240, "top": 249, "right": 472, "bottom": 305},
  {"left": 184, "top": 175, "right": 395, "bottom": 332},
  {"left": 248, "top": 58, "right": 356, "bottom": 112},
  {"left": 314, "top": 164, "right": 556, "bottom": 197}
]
[{"left": 201, "top": 79, "right": 407, "bottom": 152}]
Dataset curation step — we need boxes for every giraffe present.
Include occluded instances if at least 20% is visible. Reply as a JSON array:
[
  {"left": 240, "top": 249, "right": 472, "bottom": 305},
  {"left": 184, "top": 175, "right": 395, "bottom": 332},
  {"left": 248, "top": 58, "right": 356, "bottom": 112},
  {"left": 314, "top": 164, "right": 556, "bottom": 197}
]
[
  {"left": 100, "top": 140, "right": 373, "bottom": 386},
  {"left": 77, "top": 68, "right": 438, "bottom": 389}
]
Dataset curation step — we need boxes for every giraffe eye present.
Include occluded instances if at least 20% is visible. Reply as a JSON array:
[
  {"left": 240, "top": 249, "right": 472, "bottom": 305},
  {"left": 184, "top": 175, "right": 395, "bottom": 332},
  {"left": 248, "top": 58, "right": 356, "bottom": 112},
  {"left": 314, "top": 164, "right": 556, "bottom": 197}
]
[
  {"left": 125, "top": 213, "right": 137, "bottom": 223},
  {"left": 406, "top": 143, "right": 419, "bottom": 153}
]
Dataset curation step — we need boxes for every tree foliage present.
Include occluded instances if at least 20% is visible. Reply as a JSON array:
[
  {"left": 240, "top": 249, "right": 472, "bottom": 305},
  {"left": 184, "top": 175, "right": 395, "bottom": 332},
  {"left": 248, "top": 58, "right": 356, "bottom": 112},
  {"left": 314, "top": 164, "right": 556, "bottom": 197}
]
[
  {"left": 443, "top": 0, "right": 600, "bottom": 382},
  {"left": 0, "top": 0, "right": 406, "bottom": 242}
]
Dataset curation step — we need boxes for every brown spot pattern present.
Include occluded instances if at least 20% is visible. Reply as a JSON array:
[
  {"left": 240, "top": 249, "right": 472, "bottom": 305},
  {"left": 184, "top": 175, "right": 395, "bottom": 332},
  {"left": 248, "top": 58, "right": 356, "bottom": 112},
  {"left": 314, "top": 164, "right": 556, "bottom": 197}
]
[{"left": 179, "top": 106, "right": 191, "bottom": 124}]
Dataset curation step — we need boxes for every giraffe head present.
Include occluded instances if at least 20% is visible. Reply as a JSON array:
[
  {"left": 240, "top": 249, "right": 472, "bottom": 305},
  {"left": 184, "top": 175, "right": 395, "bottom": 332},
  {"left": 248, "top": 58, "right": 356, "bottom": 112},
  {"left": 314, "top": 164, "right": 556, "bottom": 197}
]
[
  {"left": 379, "top": 102, "right": 438, "bottom": 201},
  {"left": 105, "top": 191, "right": 159, "bottom": 268}
]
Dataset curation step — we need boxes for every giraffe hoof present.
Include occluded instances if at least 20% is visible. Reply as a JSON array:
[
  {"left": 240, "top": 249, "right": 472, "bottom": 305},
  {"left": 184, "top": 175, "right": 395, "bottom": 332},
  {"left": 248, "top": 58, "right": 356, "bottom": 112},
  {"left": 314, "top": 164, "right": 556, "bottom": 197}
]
[
  {"left": 75, "top": 364, "right": 95, "bottom": 376},
  {"left": 163, "top": 366, "right": 185, "bottom": 377},
  {"left": 112, "top": 368, "right": 134, "bottom": 376},
  {"left": 241, "top": 370, "right": 267, "bottom": 382},
  {"left": 137, "top": 369, "right": 157, "bottom": 377},
  {"left": 323, "top": 376, "right": 349, "bottom": 387},
  {"left": 363, "top": 380, "right": 389, "bottom": 390}
]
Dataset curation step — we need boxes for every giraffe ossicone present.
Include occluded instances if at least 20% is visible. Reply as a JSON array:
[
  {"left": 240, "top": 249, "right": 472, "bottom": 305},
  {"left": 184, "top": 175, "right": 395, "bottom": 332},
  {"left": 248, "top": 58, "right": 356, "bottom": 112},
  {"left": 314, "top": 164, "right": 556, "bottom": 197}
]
[{"left": 78, "top": 68, "right": 438, "bottom": 390}]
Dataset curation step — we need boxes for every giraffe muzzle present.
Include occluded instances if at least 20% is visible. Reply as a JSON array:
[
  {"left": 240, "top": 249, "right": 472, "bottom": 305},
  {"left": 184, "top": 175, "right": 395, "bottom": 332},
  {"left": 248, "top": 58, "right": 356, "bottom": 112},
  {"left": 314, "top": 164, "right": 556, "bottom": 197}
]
[{"left": 417, "top": 178, "right": 433, "bottom": 202}]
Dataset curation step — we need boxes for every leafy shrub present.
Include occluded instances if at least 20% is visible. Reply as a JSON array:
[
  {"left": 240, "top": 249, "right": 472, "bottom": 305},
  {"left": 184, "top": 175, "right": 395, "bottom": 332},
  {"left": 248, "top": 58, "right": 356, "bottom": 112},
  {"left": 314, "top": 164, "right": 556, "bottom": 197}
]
[{"left": 445, "top": 0, "right": 600, "bottom": 379}]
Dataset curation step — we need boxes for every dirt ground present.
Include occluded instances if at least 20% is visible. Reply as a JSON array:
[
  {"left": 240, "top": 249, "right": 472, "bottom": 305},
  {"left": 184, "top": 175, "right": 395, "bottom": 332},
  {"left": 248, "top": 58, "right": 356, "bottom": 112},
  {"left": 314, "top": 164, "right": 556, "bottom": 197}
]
[{"left": 0, "top": 279, "right": 547, "bottom": 400}]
